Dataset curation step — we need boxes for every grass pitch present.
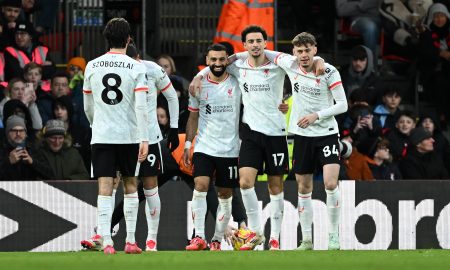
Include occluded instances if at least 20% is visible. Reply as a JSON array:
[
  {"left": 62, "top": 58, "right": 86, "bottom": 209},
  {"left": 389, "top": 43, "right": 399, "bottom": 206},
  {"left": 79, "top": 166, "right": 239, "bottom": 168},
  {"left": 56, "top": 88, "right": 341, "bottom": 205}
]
[{"left": 1, "top": 250, "right": 449, "bottom": 270}]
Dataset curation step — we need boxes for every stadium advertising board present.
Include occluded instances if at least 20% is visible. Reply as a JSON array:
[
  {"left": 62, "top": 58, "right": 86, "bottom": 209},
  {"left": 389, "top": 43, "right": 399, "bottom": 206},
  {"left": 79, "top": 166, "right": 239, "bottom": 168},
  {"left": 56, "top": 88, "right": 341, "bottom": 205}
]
[{"left": 0, "top": 181, "right": 449, "bottom": 251}]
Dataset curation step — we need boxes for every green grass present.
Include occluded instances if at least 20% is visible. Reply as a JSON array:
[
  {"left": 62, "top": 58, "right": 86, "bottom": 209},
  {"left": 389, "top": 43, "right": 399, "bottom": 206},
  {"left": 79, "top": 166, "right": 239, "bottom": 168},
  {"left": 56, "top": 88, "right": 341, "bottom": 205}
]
[{"left": 1, "top": 250, "right": 449, "bottom": 270}]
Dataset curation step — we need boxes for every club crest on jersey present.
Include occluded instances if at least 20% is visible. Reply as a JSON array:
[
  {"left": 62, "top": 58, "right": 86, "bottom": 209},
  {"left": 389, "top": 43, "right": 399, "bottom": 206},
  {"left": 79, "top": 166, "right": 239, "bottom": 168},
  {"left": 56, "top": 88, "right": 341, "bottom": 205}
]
[
  {"left": 227, "top": 88, "right": 233, "bottom": 98},
  {"left": 264, "top": 69, "right": 269, "bottom": 77},
  {"left": 315, "top": 78, "right": 321, "bottom": 86}
]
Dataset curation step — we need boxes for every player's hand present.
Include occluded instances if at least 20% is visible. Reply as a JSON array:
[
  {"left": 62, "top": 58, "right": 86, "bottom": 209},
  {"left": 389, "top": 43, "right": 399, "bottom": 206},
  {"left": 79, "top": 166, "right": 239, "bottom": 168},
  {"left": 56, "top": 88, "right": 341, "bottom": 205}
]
[
  {"left": 278, "top": 100, "right": 289, "bottom": 114},
  {"left": 225, "top": 225, "right": 238, "bottom": 245},
  {"left": 138, "top": 141, "right": 149, "bottom": 163},
  {"left": 167, "top": 128, "right": 180, "bottom": 152},
  {"left": 183, "top": 148, "right": 191, "bottom": 167},
  {"left": 313, "top": 58, "right": 325, "bottom": 76},
  {"left": 188, "top": 76, "right": 203, "bottom": 97},
  {"left": 297, "top": 113, "right": 318, "bottom": 129}
]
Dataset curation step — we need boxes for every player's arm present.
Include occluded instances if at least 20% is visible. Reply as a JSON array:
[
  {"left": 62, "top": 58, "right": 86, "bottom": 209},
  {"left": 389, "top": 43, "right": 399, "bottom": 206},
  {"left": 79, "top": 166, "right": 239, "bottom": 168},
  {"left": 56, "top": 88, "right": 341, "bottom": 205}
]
[
  {"left": 264, "top": 49, "right": 325, "bottom": 76},
  {"left": 135, "top": 67, "right": 150, "bottom": 162},
  {"left": 316, "top": 83, "right": 348, "bottom": 118},
  {"left": 183, "top": 95, "right": 200, "bottom": 166},
  {"left": 161, "top": 83, "right": 180, "bottom": 151},
  {"left": 82, "top": 70, "right": 94, "bottom": 125}
]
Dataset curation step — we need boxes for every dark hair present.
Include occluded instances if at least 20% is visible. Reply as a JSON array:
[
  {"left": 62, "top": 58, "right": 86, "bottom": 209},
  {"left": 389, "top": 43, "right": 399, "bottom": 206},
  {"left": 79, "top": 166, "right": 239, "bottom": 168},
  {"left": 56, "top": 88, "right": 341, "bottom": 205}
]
[
  {"left": 52, "top": 95, "right": 74, "bottom": 127},
  {"left": 349, "top": 88, "right": 368, "bottom": 104},
  {"left": 292, "top": 32, "right": 317, "bottom": 47},
  {"left": 206, "top": 43, "right": 228, "bottom": 55},
  {"left": 382, "top": 86, "right": 402, "bottom": 98},
  {"left": 398, "top": 110, "right": 416, "bottom": 122},
  {"left": 103, "top": 18, "right": 130, "bottom": 49},
  {"left": 241, "top": 25, "right": 267, "bottom": 42},
  {"left": 218, "top": 41, "right": 234, "bottom": 55},
  {"left": 51, "top": 71, "right": 69, "bottom": 84},
  {"left": 126, "top": 40, "right": 140, "bottom": 59},
  {"left": 351, "top": 45, "right": 367, "bottom": 60}
]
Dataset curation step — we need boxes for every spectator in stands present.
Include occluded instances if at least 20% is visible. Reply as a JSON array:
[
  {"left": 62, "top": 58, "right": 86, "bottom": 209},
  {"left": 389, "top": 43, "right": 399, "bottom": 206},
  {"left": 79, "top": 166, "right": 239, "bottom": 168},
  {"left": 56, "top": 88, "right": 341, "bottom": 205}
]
[
  {"left": 418, "top": 3, "right": 450, "bottom": 122},
  {"left": 36, "top": 119, "right": 89, "bottom": 180},
  {"left": 379, "top": 0, "right": 432, "bottom": 75},
  {"left": 366, "top": 137, "right": 402, "bottom": 180},
  {"left": 37, "top": 71, "right": 70, "bottom": 125},
  {"left": 0, "top": 0, "right": 22, "bottom": 50},
  {"left": 418, "top": 113, "right": 450, "bottom": 172},
  {"left": 373, "top": 86, "right": 402, "bottom": 132},
  {"left": 66, "top": 56, "right": 89, "bottom": 128},
  {"left": 345, "top": 103, "right": 382, "bottom": 153},
  {"left": 341, "top": 132, "right": 374, "bottom": 181},
  {"left": 23, "top": 62, "right": 50, "bottom": 98},
  {"left": 1, "top": 78, "right": 41, "bottom": 130},
  {"left": 157, "top": 54, "right": 190, "bottom": 91},
  {"left": 0, "top": 115, "right": 51, "bottom": 180},
  {"left": 156, "top": 104, "right": 170, "bottom": 138},
  {"left": 386, "top": 110, "right": 416, "bottom": 161},
  {"left": 3, "top": 20, "right": 55, "bottom": 81},
  {"left": 336, "top": 0, "right": 382, "bottom": 56},
  {"left": 169, "top": 76, "right": 189, "bottom": 133},
  {"left": 19, "top": 0, "right": 39, "bottom": 23},
  {"left": 340, "top": 45, "right": 380, "bottom": 105},
  {"left": 52, "top": 95, "right": 91, "bottom": 172},
  {"left": 399, "top": 127, "right": 449, "bottom": 179}
]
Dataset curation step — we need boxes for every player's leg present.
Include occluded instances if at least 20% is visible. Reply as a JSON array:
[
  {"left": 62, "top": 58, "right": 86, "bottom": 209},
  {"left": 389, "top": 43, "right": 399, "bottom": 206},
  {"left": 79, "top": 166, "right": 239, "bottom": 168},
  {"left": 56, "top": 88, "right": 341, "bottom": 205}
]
[
  {"left": 319, "top": 134, "right": 341, "bottom": 250},
  {"left": 140, "top": 142, "right": 163, "bottom": 251},
  {"left": 119, "top": 144, "right": 142, "bottom": 254},
  {"left": 293, "top": 135, "right": 315, "bottom": 250},
  {"left": 186, "top": 153, "right": 213, "bottom": 251},
  {"left": 265, "top": 135, "right": 289, "bottom": 250},
  {"left": 210, "top": 157, "right": 239, "bottom": 251}
]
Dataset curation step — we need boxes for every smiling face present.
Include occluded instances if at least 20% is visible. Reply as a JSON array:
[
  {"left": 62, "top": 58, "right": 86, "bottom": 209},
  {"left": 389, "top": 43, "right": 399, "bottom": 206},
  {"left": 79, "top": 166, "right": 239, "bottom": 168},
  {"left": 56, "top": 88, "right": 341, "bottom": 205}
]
[
  {"left": 396, "top": 115, "right": 416, "bottom": 135},
  {"left": 46, "top": 135, "right": 64, "bottom": 152},
  {"left": 206, "top": 50, "right": 228, "bottom": 78}
]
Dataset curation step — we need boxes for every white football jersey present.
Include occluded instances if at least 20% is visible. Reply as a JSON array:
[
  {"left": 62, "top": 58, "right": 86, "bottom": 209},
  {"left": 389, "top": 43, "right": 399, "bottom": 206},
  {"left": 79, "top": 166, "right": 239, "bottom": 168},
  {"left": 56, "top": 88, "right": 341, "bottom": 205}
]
[
  {"left": 226, "top": 58, "right": 286, "bottom": 136},
  {"left": 275, "top": 53, "right": 342, "bottom": 137},
  {"left": 142, "top": 60, "right": 172, "bottom": 144},
  {"left": 188, "top": 73, "right": 241, "bottom": 157},
  {"left": 83, "top": 52, "right": 148, "bottom": 144}
]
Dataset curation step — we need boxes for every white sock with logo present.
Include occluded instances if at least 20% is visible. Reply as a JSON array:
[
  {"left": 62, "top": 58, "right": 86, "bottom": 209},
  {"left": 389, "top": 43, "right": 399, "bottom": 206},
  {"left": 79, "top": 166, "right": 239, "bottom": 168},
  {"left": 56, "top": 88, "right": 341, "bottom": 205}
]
[
  {"left": 144, "top": 187, "right": 161, "bottom": 242},
  {"left": 241, "top": 187, "right": 262, "bottom": 234},
  {"left": 326, "top": 187, "right": 340, "bottom": 235},
  {"left": 212, "top": 197, "right": 232, "bottom": 242},
  {"left": 124, "top": 192, "right": 139, "bottom": 243},
  {"left": 191, "top": 189, "right": 207, "bottom": 239},
  {"left": 111, "top": 189, "right": 117, "bottom": 212},
  {"left": 269, "top": 192, "right": 284, "bottom": 240},
  {"left": 298, "top": 192, "right": 313, "bottom": 241},
  {"left": 97, "top": 195, "right": 113, "bottom": 246}
]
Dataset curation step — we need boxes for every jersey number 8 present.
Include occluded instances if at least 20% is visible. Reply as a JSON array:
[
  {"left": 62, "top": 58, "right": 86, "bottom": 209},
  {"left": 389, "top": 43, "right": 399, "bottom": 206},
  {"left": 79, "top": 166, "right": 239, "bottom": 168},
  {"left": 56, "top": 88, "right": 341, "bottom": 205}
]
[{"left": 101, "top": 73, "right": 123, "bottom": 105}]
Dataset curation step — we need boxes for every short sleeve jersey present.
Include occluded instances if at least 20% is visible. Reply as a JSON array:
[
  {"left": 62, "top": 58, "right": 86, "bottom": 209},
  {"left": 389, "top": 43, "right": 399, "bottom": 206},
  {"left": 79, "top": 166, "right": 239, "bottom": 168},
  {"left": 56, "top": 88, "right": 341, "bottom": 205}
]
[
  {"left": 142, "top": 60, "right": 172, "bottom": 144},
  {"left": 226, "top": 58, "right": 286, "bottom": 136},
  {"left": 275, "top": 53, "right": 342, "bottom": 137},
  {"left": 83, "top": 52, "right": 148, "bottom": 144},
  {"left": 188, "top": 73, "right": 241, "bottom": 157}
]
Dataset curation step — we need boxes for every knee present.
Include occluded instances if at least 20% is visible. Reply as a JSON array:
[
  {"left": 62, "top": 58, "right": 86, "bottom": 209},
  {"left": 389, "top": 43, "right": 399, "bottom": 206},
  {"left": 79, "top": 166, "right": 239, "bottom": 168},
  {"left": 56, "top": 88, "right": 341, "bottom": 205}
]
[
  {"left": 324, "top": 182, "right": 338, "bottom": 191},
  {"left": 239, "top": 177, "right": 254, "bottom": 189},
  {"left": 194, "top": 179, "right": 209, "bottom": 192}
]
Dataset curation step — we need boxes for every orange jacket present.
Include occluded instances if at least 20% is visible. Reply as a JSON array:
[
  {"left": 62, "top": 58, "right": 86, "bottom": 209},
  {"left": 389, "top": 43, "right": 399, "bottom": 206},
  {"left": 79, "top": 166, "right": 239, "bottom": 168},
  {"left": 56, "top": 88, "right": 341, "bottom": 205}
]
[
  {"left": 171, "top": 134, "right": 195, "bottom": 176},
  {"left": 213, "top": 0, "right": 274, "bottom": 53}
]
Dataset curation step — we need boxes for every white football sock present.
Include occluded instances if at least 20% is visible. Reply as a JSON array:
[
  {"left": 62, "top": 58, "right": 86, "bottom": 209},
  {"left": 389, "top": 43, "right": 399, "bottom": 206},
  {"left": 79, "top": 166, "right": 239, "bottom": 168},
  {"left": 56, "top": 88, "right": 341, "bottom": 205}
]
[
  {"left": 144, "top": 187, "right": 161, "bottom": 241},
  {"left": 241, "top": 187, "right": 262, "bottom": 234},
  {"left": 212, "top": 197, "right": 232, "bottom": 242},
  {"left": 269, "top": 192, "right": 284, "bottom": 240},
  {"left": 111, "top": 189, "right": 117, "bottom": 212},
  {"left": 298, "top": 192, "right": 313, "bottom": 241},
  {"left": 326, "top": 187, "right": 340, "bottom": 235},
  {"left": 124, "top": 192, "right": 139, "bottom": 243},
  {"left": 191, "top": 189, "right": 207, "bottom": 239},
  {"left": 97, "top": 195, "right": 112, "bottom": 246}
]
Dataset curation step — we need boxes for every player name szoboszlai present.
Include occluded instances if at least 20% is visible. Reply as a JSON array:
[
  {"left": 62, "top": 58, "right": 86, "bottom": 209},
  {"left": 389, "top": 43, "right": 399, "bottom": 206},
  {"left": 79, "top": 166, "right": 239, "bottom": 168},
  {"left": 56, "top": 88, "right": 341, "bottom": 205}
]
[{"left": 91, "top": 61, "right": 134, "bottom": 69}]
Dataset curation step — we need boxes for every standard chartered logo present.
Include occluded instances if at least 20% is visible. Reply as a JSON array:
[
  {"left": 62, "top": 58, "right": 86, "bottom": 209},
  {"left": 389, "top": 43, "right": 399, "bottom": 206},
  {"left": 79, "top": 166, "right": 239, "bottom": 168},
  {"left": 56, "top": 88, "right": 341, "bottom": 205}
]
[{"left": 243, "top": 83, "right": 249, "bottom": 92}]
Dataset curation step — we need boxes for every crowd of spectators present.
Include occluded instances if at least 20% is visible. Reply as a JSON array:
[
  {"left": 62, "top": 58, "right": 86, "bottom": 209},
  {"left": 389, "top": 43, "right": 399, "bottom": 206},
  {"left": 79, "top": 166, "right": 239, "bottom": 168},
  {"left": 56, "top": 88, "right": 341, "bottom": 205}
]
[{"left": 0, "top": 0, "right": 449, "bottom": 181}]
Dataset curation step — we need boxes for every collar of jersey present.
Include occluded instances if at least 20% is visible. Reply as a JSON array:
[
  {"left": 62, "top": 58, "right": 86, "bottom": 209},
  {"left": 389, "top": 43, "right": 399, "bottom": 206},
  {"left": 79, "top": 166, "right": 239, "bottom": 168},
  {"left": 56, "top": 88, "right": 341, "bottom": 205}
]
[{"left": 207, "top": 73, "right": 229, "bottom": 84}]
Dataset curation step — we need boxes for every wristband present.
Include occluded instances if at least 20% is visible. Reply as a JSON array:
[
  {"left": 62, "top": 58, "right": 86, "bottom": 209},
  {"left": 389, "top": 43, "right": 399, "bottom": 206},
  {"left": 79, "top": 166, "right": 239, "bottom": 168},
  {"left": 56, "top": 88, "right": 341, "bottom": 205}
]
[{"left": 184, "top": 141, "right": 192, "bottom": 150}]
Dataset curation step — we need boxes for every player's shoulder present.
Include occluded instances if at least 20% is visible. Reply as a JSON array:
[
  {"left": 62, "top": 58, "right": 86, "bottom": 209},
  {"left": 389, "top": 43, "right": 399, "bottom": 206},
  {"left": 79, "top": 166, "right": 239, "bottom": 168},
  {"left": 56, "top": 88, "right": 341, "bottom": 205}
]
[
  {"left": 323, "top": 63, "right": 339, "bottom": 80},
  {"left": 142, "top": 60, "right": 166, "bottom": 75}
]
